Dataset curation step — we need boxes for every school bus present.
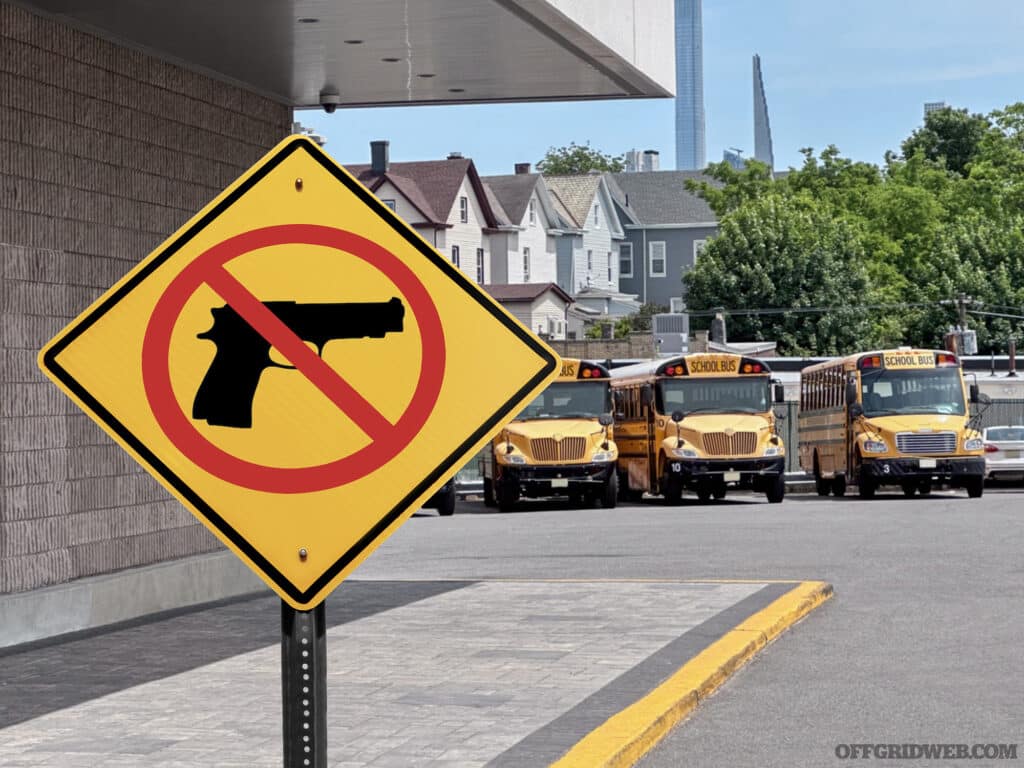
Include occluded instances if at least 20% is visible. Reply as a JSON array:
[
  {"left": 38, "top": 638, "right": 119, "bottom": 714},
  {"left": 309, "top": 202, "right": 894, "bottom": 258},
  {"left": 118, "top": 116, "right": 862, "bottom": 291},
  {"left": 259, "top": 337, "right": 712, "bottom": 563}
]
[
  {"left": 481, "top": 358, "right": 617, "bottom": 511},
  {"left": 798, "top": 349, "right": 987, "bottom": 499},
  {"left": 610, "top": 354, "right": 786, "bottom": 504}
]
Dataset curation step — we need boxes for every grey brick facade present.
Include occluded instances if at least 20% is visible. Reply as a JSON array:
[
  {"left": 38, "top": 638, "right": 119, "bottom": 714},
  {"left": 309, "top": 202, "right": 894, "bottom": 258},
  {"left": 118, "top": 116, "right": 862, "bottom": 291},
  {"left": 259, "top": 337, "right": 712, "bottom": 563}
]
[{"left": 0, "top": 2, "right": 292, "bottom": 594}]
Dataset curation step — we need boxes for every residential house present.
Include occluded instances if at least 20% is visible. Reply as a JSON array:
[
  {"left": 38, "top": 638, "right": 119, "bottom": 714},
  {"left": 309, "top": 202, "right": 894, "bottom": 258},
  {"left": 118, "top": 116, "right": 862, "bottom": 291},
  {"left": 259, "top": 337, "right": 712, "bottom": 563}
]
[
  {"left": 607, "top": 170, "right": 719, "bottom": 311},
  {"left": 481, "top": 164, "right": 563, "bottom": 285},
  {"left": 483, "top": 283, "right": 573, "bottom": 341},
  {"left": 544, "top": 173, "right": 628, "bottom": 297},
  {"left": 346, "top": 141, "right": 500, "bottom": 284}
]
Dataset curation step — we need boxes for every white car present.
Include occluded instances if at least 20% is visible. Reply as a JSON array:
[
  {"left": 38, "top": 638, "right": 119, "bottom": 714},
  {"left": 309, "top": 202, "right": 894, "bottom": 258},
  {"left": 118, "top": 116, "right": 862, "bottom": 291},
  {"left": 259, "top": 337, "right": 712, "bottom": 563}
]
[{"left": 983, "top": 426, "right": 1024, "bottom": 480}]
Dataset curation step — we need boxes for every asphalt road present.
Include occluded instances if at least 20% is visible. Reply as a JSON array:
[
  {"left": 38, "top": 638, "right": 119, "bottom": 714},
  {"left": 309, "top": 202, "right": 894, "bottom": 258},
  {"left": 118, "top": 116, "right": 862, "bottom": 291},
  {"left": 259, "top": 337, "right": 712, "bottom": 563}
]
[{"left": 355, "top": 484, "right": 1024, "bottom": 767}]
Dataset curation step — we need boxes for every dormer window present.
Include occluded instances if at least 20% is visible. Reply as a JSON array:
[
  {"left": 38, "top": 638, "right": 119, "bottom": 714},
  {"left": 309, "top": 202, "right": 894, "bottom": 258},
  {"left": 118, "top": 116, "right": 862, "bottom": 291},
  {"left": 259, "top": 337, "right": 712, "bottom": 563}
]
[{"left": 459, "top": 196, "right": 469, "bottom": 223}]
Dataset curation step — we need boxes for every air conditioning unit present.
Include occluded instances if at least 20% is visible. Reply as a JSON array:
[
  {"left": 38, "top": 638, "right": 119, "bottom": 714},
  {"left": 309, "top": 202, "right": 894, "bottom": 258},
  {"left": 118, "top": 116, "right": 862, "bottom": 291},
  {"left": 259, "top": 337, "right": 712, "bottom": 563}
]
[{"left": 653, "top": 313, "right": 689, "bottom": 356}]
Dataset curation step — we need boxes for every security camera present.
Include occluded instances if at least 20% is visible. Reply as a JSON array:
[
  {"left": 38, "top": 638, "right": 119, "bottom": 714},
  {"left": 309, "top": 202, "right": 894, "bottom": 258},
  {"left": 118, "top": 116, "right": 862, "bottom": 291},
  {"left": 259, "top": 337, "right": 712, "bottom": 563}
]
[{"left": 319, "top": 88, "right": 340, "bottom": 114}]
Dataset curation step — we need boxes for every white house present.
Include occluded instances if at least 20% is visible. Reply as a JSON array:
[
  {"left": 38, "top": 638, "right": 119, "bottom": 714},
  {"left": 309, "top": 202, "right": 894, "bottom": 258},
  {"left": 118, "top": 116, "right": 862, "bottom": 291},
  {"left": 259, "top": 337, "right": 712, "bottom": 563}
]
[{"left": 483, "top": 283, "right": 573, "bottom": 341}]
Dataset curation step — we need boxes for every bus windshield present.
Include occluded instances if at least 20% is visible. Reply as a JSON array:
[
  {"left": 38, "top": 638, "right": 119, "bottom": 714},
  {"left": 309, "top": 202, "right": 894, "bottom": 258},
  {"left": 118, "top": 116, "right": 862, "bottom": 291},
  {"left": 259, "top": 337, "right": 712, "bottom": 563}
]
[
  {"left": 660, "top": 377, "right": 769, "bottom": 415},
  {"left": 513, "top": 381, "right": 610, "bottom": 420},
  {"left": 860, "top": 368, "right": 965, "bottom": 416}
]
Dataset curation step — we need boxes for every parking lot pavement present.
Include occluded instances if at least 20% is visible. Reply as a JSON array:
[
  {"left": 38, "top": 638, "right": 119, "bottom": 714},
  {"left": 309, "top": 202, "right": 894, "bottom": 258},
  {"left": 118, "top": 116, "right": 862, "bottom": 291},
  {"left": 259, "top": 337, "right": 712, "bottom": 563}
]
[{"left": 0, "top": 578, "right": 828, "bottom": 767}]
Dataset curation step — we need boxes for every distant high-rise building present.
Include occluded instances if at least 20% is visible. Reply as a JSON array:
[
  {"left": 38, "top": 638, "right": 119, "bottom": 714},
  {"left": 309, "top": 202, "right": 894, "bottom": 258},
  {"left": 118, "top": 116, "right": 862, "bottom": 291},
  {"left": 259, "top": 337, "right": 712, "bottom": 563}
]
[
  {"left": 723, "top": 148, "right": 745, "bottom": 170},
  {"left": 624, "top": 149, "right": 661, "bottom": 173},
  {"left": 924, "top": 101, "right": 947, "bottom": 117},
  {"left": 752, "top": 54, "right": 774, "bottom": 170},
  {"left": 675, "top": 0, "right": 705, "bottom": 170}
]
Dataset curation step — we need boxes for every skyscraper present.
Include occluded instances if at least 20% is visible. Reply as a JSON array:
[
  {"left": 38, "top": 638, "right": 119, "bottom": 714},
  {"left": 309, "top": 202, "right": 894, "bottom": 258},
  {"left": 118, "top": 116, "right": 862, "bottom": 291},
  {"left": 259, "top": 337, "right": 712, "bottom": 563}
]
[
  {"left": 675, "top": 0, "right": 705, "bottom": 170},
  {"left": 752, "top": 54, "right": 774, "bottom": 170}
]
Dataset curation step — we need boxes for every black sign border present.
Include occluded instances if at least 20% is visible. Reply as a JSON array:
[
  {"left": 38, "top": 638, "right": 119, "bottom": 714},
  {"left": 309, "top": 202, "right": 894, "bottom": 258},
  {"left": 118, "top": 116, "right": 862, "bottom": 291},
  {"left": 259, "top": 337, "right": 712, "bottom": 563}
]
[{"left": 41, "top": 137, "right": 558, "bottom": 605}]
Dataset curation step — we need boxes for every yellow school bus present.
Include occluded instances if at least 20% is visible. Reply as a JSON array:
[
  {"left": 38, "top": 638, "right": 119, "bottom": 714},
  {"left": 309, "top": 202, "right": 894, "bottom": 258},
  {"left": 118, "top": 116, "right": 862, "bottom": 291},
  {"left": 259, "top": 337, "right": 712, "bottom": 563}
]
[
  {"left": 798, "top": 349, "right": 987, "bottom": 499},
  {"left": 481, "top": 358, "right": 617, "bottom": 511},
  {"left": 610, "top": 354, "right": 786, "bottom": 504}
]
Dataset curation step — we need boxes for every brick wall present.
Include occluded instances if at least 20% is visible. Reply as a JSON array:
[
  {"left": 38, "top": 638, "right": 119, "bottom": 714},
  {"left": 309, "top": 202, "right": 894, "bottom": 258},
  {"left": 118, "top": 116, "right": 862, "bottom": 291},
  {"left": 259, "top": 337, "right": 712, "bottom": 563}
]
[
  {"left": 546, "top": 333, "right": 656, "bottom": 362},
  {"left": 0, "top": 3, "right": 293, "bottom": 593}
]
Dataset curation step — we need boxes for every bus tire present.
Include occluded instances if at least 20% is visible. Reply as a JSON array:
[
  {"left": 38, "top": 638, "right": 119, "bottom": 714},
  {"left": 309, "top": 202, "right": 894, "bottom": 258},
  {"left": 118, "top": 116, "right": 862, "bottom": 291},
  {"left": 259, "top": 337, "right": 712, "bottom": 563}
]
[
  {"left": 901, "top": 482, "right": 917, "bottom": 498},
  {"left": 918, "top": 480, "right": 932, "bottom": 496},
  {"left": 766, "top": 473, "right": 785, "bottom": 504},
  {"left": 858, "top": 476, "right": 876, "bottom": 499},
  {"left": 965, "top": 476, "right": 984, "bottom": 498},
  {"left": 696, "top": 486, "right": 712, "bottom": 503},
  {"left": 712, "top": 485, "right": 727, "bottom": 500},
  {"left": 831, "top": 475, "right": 846, "bottom": 497},
  {"left": 601, "top": 473, "right": 618, "bottom": 509},
  {"left": 813, "top": 455, "right": 830, "bottom": 497},
  {"left": 663, "top": 477, "right": 683, "bottom": 505},
  {"left": 497, "top": 484, "right": 518, "bottom": 512},
  {"left": 483, "top": 478, "right": 496, "bottom": 508},
  {"left": 436, "top": 485, "right": 456, "bottom": 516}
]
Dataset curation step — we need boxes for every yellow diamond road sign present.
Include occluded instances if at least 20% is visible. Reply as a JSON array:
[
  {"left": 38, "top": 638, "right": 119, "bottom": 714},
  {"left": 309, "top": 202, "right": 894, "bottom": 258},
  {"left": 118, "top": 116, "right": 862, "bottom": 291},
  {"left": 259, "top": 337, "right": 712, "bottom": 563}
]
[{"left": 39, "top": 135, "right": 559, "bottom": 609}]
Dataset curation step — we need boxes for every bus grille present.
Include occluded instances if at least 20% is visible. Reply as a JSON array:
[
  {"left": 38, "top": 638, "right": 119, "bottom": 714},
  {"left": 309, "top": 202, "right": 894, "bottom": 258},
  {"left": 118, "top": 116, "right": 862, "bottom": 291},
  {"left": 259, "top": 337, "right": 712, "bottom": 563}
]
[
  {"left": 530, "top": 437, "right": 588, "bottom": 462},
  {"left": 702, "top": 432, "right": 757, "bottom": 456},
  {"left": 896, "top": 432, "right": 956, "bottom": 454}
]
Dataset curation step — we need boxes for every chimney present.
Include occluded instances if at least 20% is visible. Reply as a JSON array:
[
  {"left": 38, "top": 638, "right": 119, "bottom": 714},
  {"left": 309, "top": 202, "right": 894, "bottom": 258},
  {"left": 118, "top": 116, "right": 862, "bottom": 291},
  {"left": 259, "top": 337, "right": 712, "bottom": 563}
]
[
  {"left": 514, "top": 162, "right": 531, "bottom": 175},
  {"left": 447, "top": 151, "right": 463, "bottom": 160},
  {"left": 370, "top": 140, "right": 389, "bottom": 174},
  {"left": 710, "top": 309, "right": 727, "bottom": 345}
]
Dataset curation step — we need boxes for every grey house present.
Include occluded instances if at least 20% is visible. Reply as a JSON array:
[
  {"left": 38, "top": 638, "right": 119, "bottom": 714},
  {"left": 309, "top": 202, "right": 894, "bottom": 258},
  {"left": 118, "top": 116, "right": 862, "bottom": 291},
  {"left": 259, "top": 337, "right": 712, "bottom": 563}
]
[{"left": 607, "top": 171, "right": 719, "bottom": 310}]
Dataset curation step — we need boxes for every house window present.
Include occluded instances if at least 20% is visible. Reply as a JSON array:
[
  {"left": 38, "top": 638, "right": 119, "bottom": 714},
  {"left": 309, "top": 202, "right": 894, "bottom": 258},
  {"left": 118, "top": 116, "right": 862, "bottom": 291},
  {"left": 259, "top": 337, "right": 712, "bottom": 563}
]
[
  {"left": 587, "top": 250, "right": 593, "bottom": 272},
  {"left": 607, "top": 251, "right": 613, "bottom": 284},
  {"left": 459, "top": 196, "right": 468, "bottom": 223},
  {"left": 451, "top": 244, "right": 460, "bottom": 268},
  {"left": 523, "top": 247, "right": 531, "bottom": 282},
  {"left": 593, "top": 204, "right": 600, "bottom": 227},
  {"left": 649, "top": 241, "right": 666, "bottom": 277},
  {"left": 381, "top": 199, "right": 396, "bottom": 211},
  {"left": 693, "top": 239, "right": 707, "bottom": 263},
  {"left": 476, "top": 248, "right": 485, "bottom": 283},
  {"left": 619, "top": 243, "right": 633, "bottom": 278},
  {"left": 528, "top": 199, "right": 536, "bottom": 226}
]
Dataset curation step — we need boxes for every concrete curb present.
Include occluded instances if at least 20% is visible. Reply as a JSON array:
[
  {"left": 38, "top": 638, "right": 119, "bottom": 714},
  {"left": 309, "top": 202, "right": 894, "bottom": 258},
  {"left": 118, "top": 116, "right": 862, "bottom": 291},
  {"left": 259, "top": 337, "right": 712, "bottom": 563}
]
[{"left": 550, "top": 580, "right": 834, "bottom": 768}]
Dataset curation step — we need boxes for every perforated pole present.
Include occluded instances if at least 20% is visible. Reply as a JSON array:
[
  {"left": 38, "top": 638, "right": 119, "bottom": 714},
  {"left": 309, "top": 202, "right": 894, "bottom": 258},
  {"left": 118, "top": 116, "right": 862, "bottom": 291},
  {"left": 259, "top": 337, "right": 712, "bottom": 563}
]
[{"left": 281, "top": 601, "right": 327, "bottom": 768}]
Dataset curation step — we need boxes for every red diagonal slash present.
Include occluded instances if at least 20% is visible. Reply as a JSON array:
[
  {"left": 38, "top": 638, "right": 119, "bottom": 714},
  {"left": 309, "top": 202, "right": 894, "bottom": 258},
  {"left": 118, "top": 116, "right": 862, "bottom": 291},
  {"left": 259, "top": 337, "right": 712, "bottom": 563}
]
[{"left": 205, "top": 265, "right": 394, "bottom": 440}]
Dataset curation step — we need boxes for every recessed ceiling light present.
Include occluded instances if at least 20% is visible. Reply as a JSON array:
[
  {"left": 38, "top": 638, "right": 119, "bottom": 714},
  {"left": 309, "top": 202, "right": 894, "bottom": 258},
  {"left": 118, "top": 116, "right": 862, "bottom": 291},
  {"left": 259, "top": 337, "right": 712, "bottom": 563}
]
[
  {"left": 381, "top": 57, "right": 401, "bottom": 63},
  {"left": 344, "top": 39, "right": 364, "bottom": 44},
  {"left": 297, "top": 17, "right": 319, "bottom": 23},
  {"left": 417, "top": 73, "right": 436, "bottom": 78}
]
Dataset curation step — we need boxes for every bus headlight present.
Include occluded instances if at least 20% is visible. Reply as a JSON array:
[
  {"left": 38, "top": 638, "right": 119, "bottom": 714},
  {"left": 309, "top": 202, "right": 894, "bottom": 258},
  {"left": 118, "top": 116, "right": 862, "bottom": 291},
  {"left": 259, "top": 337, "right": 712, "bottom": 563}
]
[
  {"left": 763, "top": 446, "right": 781, "bottom": 457},
  {"left": 670, "top": 447, "right": 698, "bottom": 458},
  {"left": 591, "top": 451, "right": 616, "bottom": 463},
  {"left": 501, "top": 453, "right": 527, "bottom": 465},
  {"left": 964, "top": 438, "right": 983, "bottom": 451},
  {"left": 863, "top": 440, "right": 888, "bottom": 454}
]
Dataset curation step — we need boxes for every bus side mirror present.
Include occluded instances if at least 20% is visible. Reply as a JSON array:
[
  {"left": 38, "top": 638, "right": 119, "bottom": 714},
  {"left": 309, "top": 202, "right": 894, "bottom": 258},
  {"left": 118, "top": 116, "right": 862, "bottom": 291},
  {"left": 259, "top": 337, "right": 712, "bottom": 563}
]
[
  {"left": 845, "top": 380, "right": 858, "bottom": 406},
  {"left": 969, "top": 384, "right": 980, "bottom": 403},
  {"left": 773, "top": 383, "right": 785, "bottom": 404},
  {"left": 849, "top": 402, "right": 864, "bottom": 419},
  {"left": 599, "top": 413, "right": 613, "bottom": 427},
  {"left": 670, "top": 411, "right": 683, "bottom": 447}
]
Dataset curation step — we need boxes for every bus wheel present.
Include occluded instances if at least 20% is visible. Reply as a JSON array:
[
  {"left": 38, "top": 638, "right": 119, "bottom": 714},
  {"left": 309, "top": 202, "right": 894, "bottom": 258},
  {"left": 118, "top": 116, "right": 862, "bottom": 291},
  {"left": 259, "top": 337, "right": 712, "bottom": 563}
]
[
  {"left": 712, "top": 484, "right": 727, "bottom": 500},
  {"left": 602, "top": 473, "right": 618, "bottom": 509},
  {"left": 436, "top": 485, "right": 456, "bottom": 516},
  {"left": 766, "top": 473, "right": 785, "bottom": 504},
  {"left": 901, "top": 482, "right": 917, "bottom": 498},
  {"left": 497, "top": 485, "right": 518, "bottom": 512},
  {"left": 831, "top": 475, "right": 846, "bottom": 497},
  {"left": 663, "top": 478, "right": 683, "bottom": 505},
  {"left": 813, "top": 456, "right": 830, "bottom": 497},
  {"left": 918, "top": 481, "right": 932, "bottom": 496},
  {"left": 965, "top": 476, "right": 984, "bottom": 499},
  {"left": 483, "top": 478, "right": 496, "bottom": 508},
  {"left": 858, "top": 477, "right": 876, "bottom": 499},
  {"left": 696, "top": 486, "right": 712, "bottom": 503}
]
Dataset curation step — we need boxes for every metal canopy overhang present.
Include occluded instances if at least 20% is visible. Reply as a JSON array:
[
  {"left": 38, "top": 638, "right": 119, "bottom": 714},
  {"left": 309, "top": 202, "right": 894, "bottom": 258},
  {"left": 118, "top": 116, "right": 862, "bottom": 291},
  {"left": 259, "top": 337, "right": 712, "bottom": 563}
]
[{"left": 18, "top": 0, "right": 674, "bottom": 108}]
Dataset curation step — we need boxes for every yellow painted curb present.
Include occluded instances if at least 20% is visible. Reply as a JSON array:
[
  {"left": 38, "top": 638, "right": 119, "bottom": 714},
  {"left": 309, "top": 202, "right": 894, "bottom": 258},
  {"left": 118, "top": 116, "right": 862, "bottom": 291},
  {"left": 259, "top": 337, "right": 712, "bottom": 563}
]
[{"left": 550, "top": 580, "right": 833, "bottom": 768}]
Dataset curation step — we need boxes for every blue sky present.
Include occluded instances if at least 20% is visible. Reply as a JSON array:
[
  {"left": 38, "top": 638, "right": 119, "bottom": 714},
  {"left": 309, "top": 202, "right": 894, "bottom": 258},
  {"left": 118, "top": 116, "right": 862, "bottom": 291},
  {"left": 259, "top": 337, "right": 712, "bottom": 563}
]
[{"left": 299, "top": 0, "right": 1024, "bottom": 176}]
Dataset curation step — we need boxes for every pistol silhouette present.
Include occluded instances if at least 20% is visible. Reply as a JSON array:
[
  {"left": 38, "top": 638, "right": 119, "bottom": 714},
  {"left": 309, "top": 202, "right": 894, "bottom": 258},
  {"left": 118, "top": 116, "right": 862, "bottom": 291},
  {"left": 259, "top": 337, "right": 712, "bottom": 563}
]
[{"left": 192, "top": 297, "right": 405, "bottom": 428}]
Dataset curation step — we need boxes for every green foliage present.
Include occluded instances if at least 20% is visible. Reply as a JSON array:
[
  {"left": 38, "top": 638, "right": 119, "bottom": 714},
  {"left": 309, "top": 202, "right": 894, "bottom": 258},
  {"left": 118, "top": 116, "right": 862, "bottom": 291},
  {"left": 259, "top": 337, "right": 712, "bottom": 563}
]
[
  {"left": 536, "top": 142, "right": 625, "bottom": 174},
  {"left": 682, "top": 102, "right": 1024, "bottom": 355}
]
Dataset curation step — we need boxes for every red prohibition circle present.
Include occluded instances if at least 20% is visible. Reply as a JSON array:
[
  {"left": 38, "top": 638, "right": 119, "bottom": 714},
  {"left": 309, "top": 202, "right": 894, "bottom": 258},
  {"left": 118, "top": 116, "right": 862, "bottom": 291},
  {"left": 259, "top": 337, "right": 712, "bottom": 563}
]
[{"left": 142, "top": 224, "right": 446, "bottom": 494}]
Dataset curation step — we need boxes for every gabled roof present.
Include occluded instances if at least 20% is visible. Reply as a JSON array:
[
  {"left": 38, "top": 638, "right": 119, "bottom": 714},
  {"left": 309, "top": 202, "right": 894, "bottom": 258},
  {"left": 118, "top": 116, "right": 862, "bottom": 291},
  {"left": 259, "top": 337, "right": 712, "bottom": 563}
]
[
  {"left": 543, "top": 174, "right": 603, "bottom": 228},
  {"left": 346, "top": 158, "right": 499, "bottom": 228},
  {"left": 481, "top": 174, "right": 538, "bottom": 225},
  {"left": 610, "top": 171, "right": 719, "bottom": 226},
  {"left": 484, "top": 282, "right": 573, "bottom": 305}
]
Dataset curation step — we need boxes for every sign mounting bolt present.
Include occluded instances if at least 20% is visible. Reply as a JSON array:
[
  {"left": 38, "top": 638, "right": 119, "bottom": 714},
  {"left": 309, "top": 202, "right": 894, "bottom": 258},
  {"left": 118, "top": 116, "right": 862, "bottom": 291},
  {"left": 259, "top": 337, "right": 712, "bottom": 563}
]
[
  {"left": 298, "top": 548, "right": 308, "bottom": 561},
  {"left": 295, "top": 178, "right": 303, "bottom": 191}
]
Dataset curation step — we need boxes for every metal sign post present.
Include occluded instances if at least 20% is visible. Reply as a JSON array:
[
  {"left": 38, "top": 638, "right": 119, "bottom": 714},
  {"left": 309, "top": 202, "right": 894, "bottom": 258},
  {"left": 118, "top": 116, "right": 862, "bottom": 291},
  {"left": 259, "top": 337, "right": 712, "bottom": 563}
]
[{"left": 281, "top": 600, "right": 327, "bottom": 767}]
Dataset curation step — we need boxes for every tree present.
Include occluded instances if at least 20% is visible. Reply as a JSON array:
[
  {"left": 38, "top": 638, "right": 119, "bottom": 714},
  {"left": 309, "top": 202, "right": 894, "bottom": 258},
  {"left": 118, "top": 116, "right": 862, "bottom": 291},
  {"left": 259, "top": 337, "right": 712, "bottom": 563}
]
[
  {"left": 536, "top": 142, "right": 624, "bottom": 174},
  {"left": 901, "top": 106, "right": 991, "bottom": 177},
  {"left": 682, "top": 195, "right": 874, "bottom": 355}
]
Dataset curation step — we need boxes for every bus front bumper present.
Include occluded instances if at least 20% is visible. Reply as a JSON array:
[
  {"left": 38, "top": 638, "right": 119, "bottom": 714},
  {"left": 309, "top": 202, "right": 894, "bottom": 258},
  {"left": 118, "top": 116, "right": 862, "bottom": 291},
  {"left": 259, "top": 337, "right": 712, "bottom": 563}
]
[
  {"left": 861, "top": 456, "right": 985, "bottom": 484},
  {"left": 666, "top": 456, "right": 785, "bottom": 485},
  {"left": 497, "top": 463, "right": 615, "bottom": 497}
]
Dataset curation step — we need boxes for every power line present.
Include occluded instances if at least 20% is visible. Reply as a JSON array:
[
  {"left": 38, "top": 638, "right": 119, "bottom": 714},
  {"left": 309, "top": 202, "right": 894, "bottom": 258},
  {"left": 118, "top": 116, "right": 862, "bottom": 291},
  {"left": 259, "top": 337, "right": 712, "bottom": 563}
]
[{"left": 684, "top": 302, "right": 936, "bottom": 318}]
